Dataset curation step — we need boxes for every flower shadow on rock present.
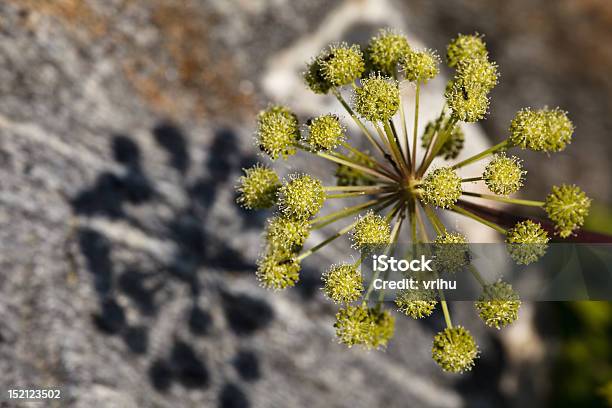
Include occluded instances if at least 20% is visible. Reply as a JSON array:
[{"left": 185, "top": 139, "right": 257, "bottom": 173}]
[{"left": 70, "top": 123, "right": 270, "bottom": 407}]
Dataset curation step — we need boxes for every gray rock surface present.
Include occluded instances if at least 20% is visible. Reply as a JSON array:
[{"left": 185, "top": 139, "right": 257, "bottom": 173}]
[{"left": 4, "top": 0, "right": 607, "bottom": 407}]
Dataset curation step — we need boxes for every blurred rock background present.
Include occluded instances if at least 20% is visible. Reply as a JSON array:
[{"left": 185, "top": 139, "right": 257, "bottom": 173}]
[{"left": 0, "top": 0, "right": 610, "bottom": 407}]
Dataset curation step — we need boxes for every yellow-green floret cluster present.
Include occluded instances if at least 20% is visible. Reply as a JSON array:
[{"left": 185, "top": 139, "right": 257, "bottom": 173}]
[
  {"left": 421, "top": 167, "right": 462, "bottom": 209},
  {"left": 475, "top": 280, "right": 521, "bottom": 329},
  {"left": 322, "top": 263, "right": 363, "bottom": 304},
  {"left": 432, "top": 326, "right": 479, "bottom": 373},
  {"left": 402, "top": 49, "right": 440, "bottom": 83},
  {"left": 307, "top": 114, "right": 345, "bottom": 151},
  {"left": 266, "top": 216, "right": 311, "bottom": 253},
  {"left": 334, "top": 305, "right": 395, "bottom": 350},
  {"left": 236, "top": 165, "right": 281, "bottom": 210},
  {"left": 544, "top": 184, "right": 591, "bottom": 238},
  {"left": 505, "top": 220, "right": 549, "bottom": 265},
  {"left": 483, "top": 153, "right": 526, "bottom": 196},
  {"left": 434, "top": 232, "right": 470, "bottom": 273},
  {"left": 304, "top": 49, "right": 333, "bottom": 95},
  {"left": 351, "top": 211, "right": 391, "bottom": 250},
  {"left": 278, "top": 174, "right": 325, "bottom": 220},
  {"left": 353, "top": 75, "right": 400, "bottom": 122},
  {"left": 395, "top": 289, "right": 438, "bottom": 319},
  {"left": 257, "top": 105, "right": 300, "bottom": 159},
  {"left": 256, "top": 253, "right": 301, "bottom": 290},
  {"left": 366, "top": 29, "right": 411, "bottom": 76},
  {"left": 446, "top": 33, "right": 488, "bottom": 68},
  {"left": 320, "top": 43, "right": 365, "bottom": 87},
  {"left": 444, "top": 33, "right": 498, "bottom": 123},
  {"left": 508, "top": 108, "right": 574, "bottom": 152}
]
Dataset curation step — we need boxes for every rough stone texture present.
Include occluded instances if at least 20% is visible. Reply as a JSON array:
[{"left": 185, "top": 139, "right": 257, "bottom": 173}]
[{"left": 2, "top": 0, "right": 607, "bottom": 407}]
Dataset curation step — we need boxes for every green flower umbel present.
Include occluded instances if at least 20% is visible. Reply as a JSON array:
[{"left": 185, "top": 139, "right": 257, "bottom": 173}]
[
  {"left": 365, "top": 29, "right": 411, "bottom": 76},
  {"left": 334, "top": 305, "right": 395, "bottom": 350},
  {"left": 455, "top": 57, "right": 499, "bottom": 93},
  {"left": 508, "top": 108, "right": 574, "bottom": 152},
  {"left": 544, "top": 184, "right": 591, "bottom": 238},
  {"left": 256, "top": 251, "right": 301, "bottom": 290},
  {"left": 505, "top": 220, "right": 549, "bottom": 265},
  {"left": 475, "top": 280, "right": 521, "bottom": 329},
  {"left": 353, "top": 75, "right": 400, "bottom": 122},
  {"left": 266, "top": 216, "right": 311, "bottom": 253},
  {"left": 257, "top": 105, "right": 300, "bottom": 159},
  {"left": 446, "top": 33, "right": 488, "bottom": 68},
  {"left": 483, "top": 153, "right": 526, "bottom": 196},
  {"left": 278, "top": 174, "right": 325, "bottom": 220},
  {"left": 395, "top": 289, "right": 437, "bottom": 319},
  {"left": 434, "top": 232, "right": 470, "bottom": 273},
  {"left": 402, "top": 49, "right": 440, "bottom": 83},
  {"left": 321, "top": 43, "right": 365, "bottom": 86},
  {"left": 351, "top": 211, "right": 391, "bottom": 250},
  {"left": 236, "top": 165, "right": 280, "bottom": 210},
  {"left": 432, "top": 326, "right": 479, "bottom": 373},
  {"left": 322, "top": 263, "right": 363, "bottom": 304},
  {"left": 307, "top": 114, "right": 345, "bottom": 151},
  {"left": 445, "top": 80, "right": 490, "bottom": 123},
  {"left": 445, "top": 57, "right": 498, "bottom": 123},
  {"left": 421, "top": 167, "right": 462, "bottom": 209},
  {"left": 304, "top": 49, "right": 333, "bottom": 95}
]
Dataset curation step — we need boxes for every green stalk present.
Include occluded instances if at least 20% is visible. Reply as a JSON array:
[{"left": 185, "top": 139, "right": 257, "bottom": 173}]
[
  {"left": 295, "top": 219, "right": 358, "bottom": 261},
  {"left": 461, "top": 191, "right": 544, "bottom": 207},
  {"left": 340, "top": 141, "right": 395, "bottom": 177},
  {"left": 384, "top": 121, "right": 410, "bottom": 176},
  {"left": 364, "top": 205, "right": 404, "bottom": 302},
  {"left": 440, "top": 299, "right": 453, "bottom": 329},
  {"left": 377, "top": 212, "right": 405, "bottom": 303},
  {"left": 451, "top": 205, "right": 507, "bottom": 234},
  {"left": 399, "top": 92, "right": 412, "bottom": 169},
  {"left": 422, "top": 204, "right": 446, "bottom": 235},
  {"left": 451, "top": 140, "right": 509, "bottom": 170},
  {"left": 310, "top": 194, "right": 397, "bottom": 230},
  {"left": 325, "top": 189, "right": 390, "bottom": 199},
  {"left": 316, "top": 151, "right": 396, "bottom": 182},
  {"left": 323, "top": 185, "right": 391, "bottom": 192},
  {"left": 469, "top": 265, "right": 487, "bottom": 287},
  {"left": 411, "top": 81, "right": 420, "bottom": 172}
]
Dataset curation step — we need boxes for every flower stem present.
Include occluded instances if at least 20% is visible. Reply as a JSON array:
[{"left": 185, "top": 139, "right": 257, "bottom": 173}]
[
  {"left": 295, "top": 219, "right": 358, "bottom": 261},
  {"left": 384, "top": 121, "right": 410, "bottom": 176},
  {"left": 468, "top": 265, "right": 487, "bottom": 287},
  {"left": 325, "top": 188, "right": 391, "bottom": 199},
  {"left": 316, "top": 151, "right": 396, "bottom": 182},
  {"left": 399, "top": 102, "right": 412, "bottom": 171},
  {"left": 451, "top": 205, "right": 507, "bottom": 234},
  {"left": 451, "top": 140, "right": 509, "bottom": 170},
  {"left": 340, "top": 141, "right": 395, "bottom": 177},
  {"left": 412, "top": 81, "right": 420, "bottom": 172},
  {"left": 461, "top": 191, "right": 544, "bottom": 207},
  {"left": 323, "top": 185, "right": 391, "bottom": 192},
  {"left": 310, "top": 194, "right": 397, "bottom": 230},
  {"left": 440, "top": 299, "right": 453, "bottom": 328},
  {"left": 364, "top": 205, "right": 404, "bottom": 302},
  {"left": 422, "top": 204, "right": 446, "bottom": 235}
]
